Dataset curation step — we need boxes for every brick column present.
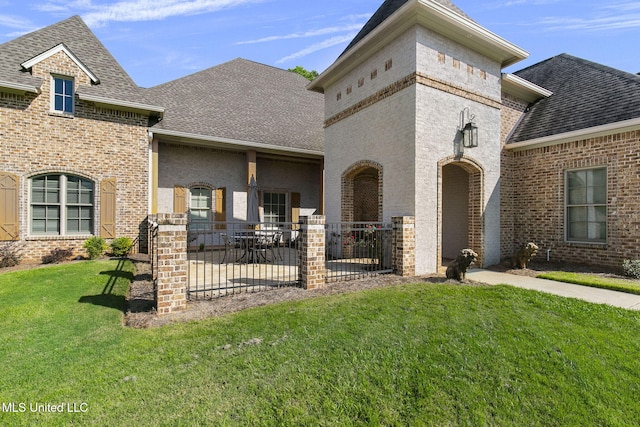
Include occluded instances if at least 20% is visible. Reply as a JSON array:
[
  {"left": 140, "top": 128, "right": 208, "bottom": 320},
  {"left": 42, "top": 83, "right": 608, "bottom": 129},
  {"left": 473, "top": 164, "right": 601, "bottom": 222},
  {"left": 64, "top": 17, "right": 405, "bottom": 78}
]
[
  {"left": 155, "top": 213, "right": 188, "bottom": 315},
  {"left": 299, "top": 215, "right": 326, "bottom": 289},
  {"left": 392, "top": 216, "right": 415, "bottom": 277}
]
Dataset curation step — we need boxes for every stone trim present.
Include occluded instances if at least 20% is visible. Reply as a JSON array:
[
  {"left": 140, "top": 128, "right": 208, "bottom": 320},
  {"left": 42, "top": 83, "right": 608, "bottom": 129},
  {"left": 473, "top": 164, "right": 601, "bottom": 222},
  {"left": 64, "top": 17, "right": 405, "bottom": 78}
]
[{"left": 325, "top": 72, "right": 502, "bottom": 128}]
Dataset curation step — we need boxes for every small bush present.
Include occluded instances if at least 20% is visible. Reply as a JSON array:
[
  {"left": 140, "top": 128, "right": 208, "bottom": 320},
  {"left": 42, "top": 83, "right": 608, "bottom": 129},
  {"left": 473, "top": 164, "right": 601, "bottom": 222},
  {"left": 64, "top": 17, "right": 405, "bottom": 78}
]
[
  {"left": 622, "top": 259, "right": 640, "bottom": 279},
  {"left": 84, "top": 237, "right": 108, "bottom": 260},
  {"left": 42, "top": 247, "right": 73, "bottom": 264},
  {"left": 0, "top": 242, "right": 23, "bottom": 268},
  {"left": 110, "top": 237, "right": 133, "bottom": 257}
]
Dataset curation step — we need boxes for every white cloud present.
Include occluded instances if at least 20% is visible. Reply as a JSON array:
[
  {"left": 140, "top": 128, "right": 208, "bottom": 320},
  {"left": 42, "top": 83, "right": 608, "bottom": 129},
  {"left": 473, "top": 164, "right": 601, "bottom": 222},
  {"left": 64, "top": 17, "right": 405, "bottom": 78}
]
[
  {"left": 236, "top": 24, "right": 362, "bottom": 45},
  {"left": 538, "top": 13, "right": 640, "bottom": 31},
  {"left": 34, "top": 0, "right": 263, "bottom": 27},
  {"left": 276, "top": 33, "right": 356, "bottom": 64}
]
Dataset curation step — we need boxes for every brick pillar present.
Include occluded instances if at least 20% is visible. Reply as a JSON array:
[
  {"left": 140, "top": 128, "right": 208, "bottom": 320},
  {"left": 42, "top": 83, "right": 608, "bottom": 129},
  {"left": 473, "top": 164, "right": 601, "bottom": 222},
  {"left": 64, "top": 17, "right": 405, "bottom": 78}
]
[
  {"left": 299, "top": 215, "right": 326, "bottom": 289},
  {"left": 155, "top": 213, "right": 188, "bottom": 315},
  {"left": 392, "top": 216, "right": 415, "bottom": 277}
]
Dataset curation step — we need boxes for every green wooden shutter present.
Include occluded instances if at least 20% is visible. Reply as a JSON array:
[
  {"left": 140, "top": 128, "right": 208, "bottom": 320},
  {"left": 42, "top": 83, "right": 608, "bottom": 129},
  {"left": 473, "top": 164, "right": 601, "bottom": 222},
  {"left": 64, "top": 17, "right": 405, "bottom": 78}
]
[
  {"left": 174, "top": 186, "right": 187, "bottom": 213},
  {"left": 0, "top": 172, "right": 19, "bottom": 240},
  {"left": 100, "top": 178, "right": 117, "bottom": 238}
]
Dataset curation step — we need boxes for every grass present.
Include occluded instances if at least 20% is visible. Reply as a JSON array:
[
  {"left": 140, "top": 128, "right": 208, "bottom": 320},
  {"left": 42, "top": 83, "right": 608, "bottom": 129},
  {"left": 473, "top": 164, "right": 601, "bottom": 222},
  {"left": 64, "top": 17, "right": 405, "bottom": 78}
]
[
  {"left": 537, "top": 271, "right": 640, "bottom": 295},
  {"left": 2, "top": 260, "right": 640, "bottom": 425}
]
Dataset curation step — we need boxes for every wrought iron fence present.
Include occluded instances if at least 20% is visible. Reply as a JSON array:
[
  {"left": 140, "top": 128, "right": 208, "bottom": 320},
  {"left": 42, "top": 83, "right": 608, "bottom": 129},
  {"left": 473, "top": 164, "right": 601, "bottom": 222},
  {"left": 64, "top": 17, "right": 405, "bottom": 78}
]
[
  {"left": 325, "top": 222, "right": 393, "bottom": 282},
  {"left": 187, "top": 221, "right": 300, "bottom": 299}
]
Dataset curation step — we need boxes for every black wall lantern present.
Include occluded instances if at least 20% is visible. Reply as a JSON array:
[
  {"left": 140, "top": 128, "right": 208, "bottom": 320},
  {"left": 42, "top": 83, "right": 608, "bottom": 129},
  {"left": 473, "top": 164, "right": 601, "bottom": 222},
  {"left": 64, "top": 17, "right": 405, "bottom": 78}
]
[{"left": 459, "top": 108, "right": 478, "bottom": 148}]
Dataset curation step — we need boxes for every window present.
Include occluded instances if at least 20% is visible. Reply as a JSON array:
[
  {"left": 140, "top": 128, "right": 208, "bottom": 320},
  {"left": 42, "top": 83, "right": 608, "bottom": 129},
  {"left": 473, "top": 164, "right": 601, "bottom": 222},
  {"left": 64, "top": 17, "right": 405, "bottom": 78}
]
[
  {"left": 190, "top": 187, "right": 212, "bottom": 229},
  {"left": 52, "top": 76, "right": 74, "bottom": 114},
  {"left": 263, "top": 192, "right": 287, "bottom": 225},
  {"left": 31, "top": 174, "right": 94, "bottom": 235},
  {"left": 566, "top": 167, "right": 607, "bottom": 243}
]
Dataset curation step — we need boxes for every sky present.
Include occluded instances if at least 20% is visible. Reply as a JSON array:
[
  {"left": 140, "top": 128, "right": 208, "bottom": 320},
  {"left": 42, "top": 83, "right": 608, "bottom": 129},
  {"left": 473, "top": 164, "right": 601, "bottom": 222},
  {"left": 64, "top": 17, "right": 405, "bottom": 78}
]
[{"left": 0, "top": 0, "right": 639, "bottom": 88}]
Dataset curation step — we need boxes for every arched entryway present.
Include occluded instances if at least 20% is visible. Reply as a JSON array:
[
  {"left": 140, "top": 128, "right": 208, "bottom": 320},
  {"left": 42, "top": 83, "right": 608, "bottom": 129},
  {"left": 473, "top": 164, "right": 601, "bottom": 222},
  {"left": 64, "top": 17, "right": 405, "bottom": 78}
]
[
  {"left": 342, "top": 161, "right": 383, "bottom": 223},
  {"left": 439, "top": 157, "right": 484, "bottom": 268}
]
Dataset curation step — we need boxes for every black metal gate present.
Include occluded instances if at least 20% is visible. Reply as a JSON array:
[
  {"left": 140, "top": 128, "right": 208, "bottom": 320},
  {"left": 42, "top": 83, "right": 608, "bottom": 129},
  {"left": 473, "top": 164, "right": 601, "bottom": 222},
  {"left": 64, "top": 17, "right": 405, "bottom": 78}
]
[{"left": 325, "top": 222, "right": 393, "bottom": 282}]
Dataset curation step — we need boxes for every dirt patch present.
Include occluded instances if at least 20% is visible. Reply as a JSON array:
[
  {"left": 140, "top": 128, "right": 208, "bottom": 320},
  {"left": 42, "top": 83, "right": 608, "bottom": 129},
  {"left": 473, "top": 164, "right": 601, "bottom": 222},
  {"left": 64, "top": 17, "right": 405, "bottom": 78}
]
[
  {"left": 487, "top": 259, "right": 629, "bottom": 280},
  {"left": 123, "top": 257, "right": 488, "bottom": 329}
]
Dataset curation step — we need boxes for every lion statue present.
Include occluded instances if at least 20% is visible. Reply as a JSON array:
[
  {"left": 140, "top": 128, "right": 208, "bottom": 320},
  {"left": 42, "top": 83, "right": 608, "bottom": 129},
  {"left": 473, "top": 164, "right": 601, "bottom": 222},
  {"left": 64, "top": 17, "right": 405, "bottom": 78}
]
[
  {"left": 510, "top": 242, "right": 539, "bottom": 269},
  {"left": 446, "top": 248, "right": 478, "bottom": 281}
]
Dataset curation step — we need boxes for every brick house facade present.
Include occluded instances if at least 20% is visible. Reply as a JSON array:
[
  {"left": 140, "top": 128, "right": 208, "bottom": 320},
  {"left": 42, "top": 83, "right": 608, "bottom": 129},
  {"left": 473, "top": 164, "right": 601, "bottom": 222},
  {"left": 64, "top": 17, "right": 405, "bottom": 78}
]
[{"left": 2, "top": 2, "right": 640, "bottom": 272}]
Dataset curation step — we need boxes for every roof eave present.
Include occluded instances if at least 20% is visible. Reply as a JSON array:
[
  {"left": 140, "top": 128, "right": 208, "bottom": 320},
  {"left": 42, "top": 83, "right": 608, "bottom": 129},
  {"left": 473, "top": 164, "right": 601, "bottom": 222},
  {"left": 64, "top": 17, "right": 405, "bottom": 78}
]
[
  {"left": 502, "top": 73, "right": 553, "bottom": 103},
  {"left": 309, "top": 0, "right": 528, "bottom": 93},
  {"left": 506, "top": 117, "right": 640, "bottom": 152},
  {"left": 78, "top": 92, "right": 165, "bottom": 115},
  {"left": 0, "top": 80, "right": 41, "bottom": 94},
  {"left": 150, "top": 128, "right": 324, "bottom": 159}
]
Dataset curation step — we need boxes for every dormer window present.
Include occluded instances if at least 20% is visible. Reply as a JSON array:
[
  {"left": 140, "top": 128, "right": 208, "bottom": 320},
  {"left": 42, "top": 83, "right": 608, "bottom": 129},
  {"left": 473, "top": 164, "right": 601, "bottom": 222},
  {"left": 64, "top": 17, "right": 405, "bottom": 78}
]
[{"left": 52, "top": 75, "right": 74, "bottom": 114}]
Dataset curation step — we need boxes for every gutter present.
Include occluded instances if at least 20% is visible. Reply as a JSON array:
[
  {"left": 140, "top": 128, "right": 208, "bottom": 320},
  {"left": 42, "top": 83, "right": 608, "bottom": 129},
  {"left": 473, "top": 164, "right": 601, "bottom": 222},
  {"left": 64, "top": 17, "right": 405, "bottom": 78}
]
[
  {"left": 506, "top": 117, "right": 640, "bottom": 152},
  {"left": 78, "top": 93, "right": 165, "bottom": 114},
  {"left": 0, "top": 80, "right": 41, "bottom": 94},
  {"left": 151, "top": 128, "right": 324, "bottom": 158}
]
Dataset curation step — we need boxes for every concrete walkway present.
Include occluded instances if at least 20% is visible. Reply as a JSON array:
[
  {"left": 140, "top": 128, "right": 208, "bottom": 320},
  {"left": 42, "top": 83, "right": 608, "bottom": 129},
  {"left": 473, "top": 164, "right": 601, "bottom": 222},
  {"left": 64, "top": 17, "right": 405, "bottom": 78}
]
[{"left": 466, "top": 269, "right": 640, "bottom": 311}]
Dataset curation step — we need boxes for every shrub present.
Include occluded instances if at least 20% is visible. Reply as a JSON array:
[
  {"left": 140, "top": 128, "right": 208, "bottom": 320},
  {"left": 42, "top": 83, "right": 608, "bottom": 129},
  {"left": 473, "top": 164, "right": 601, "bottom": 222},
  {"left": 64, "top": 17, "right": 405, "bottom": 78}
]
[
  {"left": 42, "top": 247, "right": 73, "bottom": 264},
  {"left": 84, "top": 237, "right": 108, "bottom": 260},
  {"left": 0, "top": 242, "right": 23, "bottom": 268},
  {"left": 622, "top": 259, "right": 640, "bottom": 279},
  {"left": 110, "top": 237, "right": 133, "bottom": 257}
]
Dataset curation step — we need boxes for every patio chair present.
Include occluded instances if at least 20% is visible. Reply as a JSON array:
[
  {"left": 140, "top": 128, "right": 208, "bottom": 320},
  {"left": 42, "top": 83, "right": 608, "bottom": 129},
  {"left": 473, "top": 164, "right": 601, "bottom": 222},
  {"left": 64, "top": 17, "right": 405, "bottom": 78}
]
[{"left": 220, "top": 233, "right": 240, "bottom": 264}]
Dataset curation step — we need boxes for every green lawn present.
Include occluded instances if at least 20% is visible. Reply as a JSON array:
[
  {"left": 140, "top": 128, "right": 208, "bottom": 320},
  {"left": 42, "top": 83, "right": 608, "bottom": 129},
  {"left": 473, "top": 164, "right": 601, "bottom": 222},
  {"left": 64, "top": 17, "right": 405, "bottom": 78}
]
[
  {"left": 2, "top": 260, "right": 640, "bottom": 425},
  {"left": 537, "top": 271, "right": 640, "bottom": 295}
]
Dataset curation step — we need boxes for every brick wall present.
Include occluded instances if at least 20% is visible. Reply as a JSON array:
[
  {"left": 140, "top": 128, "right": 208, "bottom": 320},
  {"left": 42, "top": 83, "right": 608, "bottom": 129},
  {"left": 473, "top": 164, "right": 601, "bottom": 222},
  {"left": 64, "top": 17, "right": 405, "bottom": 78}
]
[
  {"left": 501, "top": 131, "right": 640, "bottom": 269},
  {"left": 0, "top": 51, "right": 150, "bottom": 263}
]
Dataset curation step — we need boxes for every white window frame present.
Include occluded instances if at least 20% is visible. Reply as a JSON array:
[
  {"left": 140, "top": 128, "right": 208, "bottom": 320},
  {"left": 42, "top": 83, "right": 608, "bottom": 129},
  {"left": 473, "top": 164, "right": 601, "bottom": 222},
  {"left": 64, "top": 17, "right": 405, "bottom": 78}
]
[
  {"left": 565, "top": 167, "right": 607, "bottom": 244},
  {"left": 51, "top": 74, "right": 74, "bottom": 114},
  {"left": 30, "top": 174, "right": 94, "bottom": 236},
  {"left": 262, "top": 192, "right": 288, "bottom": 226},
  {"left": 189, "top": 187, "right": 212, "bottom": 230}
]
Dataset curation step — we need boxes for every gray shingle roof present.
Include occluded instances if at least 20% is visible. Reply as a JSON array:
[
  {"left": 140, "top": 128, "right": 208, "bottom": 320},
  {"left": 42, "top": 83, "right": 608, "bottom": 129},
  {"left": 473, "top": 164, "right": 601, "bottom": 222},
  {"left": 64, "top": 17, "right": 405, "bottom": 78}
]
[
  {"left": 0, "top": 16, "right": 146, "bottom": 103},
  {"left": 341, "top": 0, "right": 471, "bottom": 56},
  {"left": 508, "top": 54, "right": 640, "bottom": 143},
  {"left": 146, "top": 58, "right": 324, "bottom": 153}
]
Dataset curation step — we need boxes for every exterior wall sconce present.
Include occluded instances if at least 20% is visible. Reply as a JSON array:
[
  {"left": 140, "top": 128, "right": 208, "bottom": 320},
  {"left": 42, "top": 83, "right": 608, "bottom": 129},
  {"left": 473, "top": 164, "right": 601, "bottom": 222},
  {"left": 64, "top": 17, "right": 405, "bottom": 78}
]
[{"left": 460, "top": 108, "right": 478, "bottom": 148}]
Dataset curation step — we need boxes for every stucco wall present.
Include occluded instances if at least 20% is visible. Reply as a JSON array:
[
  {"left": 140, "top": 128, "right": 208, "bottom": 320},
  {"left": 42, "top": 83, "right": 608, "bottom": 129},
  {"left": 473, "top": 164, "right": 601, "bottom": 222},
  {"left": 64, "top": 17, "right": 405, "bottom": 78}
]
[
  {"left": 323, "top": 23, "right": 504, "bottom": 274},
  {"left": 158, "top": 143, "right": 322, "bottom": 221}
]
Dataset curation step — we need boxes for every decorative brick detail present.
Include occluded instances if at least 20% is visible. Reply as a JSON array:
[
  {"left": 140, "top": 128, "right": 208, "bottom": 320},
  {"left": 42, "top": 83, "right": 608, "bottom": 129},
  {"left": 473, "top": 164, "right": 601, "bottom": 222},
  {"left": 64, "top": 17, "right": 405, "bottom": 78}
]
[
  {"left": 153, "top": 213, "right": 188, "bottom": 315},
  {"left": 298, "top": 215, "right": 326, "bottom": 289},
  {"left": 392, "top": 216, "right": 415, "bottom": 277},
  {"left": 325, "top": 72, "right": 501, "bottom": 128},
  {"left": 341, "top": 160, "right": 384, "bottom": 224}
]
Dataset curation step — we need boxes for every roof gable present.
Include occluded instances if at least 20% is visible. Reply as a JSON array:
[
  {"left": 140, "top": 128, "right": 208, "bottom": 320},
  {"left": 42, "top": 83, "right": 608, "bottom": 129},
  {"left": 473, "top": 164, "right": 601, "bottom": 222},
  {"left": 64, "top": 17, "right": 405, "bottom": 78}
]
[
  {"left": 21, "top": 43, "right": 100, "bottom": 84},
  {"left": 508, "top": 54, "right": 640, "bottom": 144},
  {"left": 0, "top": 16, "right": 146, "bottom": 103},
  {"left": 341, "top": 0, "right": 471, "bottom": 56}
]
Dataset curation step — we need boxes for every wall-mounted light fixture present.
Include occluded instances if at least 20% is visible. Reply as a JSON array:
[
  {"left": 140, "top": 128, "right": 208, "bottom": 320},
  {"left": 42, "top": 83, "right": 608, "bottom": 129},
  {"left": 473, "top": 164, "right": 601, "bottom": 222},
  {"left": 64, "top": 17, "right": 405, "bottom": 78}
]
[{"left": 459, "top": 108, "right": 478, "bottom": 148}]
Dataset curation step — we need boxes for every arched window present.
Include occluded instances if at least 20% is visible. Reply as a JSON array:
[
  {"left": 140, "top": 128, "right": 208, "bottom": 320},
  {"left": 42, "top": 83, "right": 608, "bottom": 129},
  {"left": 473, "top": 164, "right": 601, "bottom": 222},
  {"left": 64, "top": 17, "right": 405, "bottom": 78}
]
[{"left": 31, "top": 174, "right": 94, "bottom": 235}]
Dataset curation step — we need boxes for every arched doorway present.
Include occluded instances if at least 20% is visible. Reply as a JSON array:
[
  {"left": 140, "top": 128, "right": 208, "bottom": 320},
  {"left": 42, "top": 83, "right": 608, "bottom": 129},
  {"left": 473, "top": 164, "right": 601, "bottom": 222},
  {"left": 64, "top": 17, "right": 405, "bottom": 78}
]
[
  {"left": 439, "top": 157, "right": 484, "bottom": 268},
  {"left": 342, "top": 161, "right": 383, "bottom": 223}
]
